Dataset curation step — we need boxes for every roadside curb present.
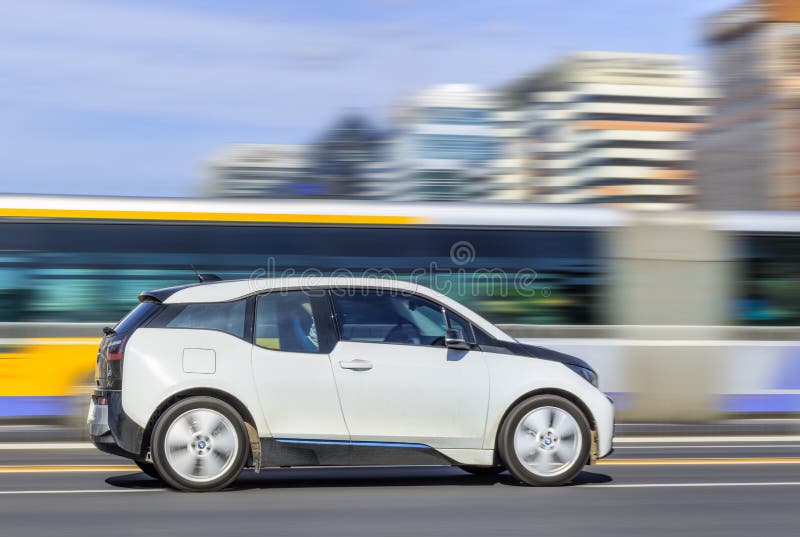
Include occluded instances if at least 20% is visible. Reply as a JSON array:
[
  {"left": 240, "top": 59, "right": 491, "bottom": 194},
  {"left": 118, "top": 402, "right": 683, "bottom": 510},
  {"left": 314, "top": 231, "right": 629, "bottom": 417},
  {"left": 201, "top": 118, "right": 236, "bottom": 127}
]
[{"left": 616, "top": 421, "right": 800, "bottom": 437}]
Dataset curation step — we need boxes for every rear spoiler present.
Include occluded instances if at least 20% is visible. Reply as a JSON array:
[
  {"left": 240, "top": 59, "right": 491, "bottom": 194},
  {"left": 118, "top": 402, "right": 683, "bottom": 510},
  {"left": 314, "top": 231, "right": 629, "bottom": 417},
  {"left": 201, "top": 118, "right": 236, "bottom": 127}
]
[
  {"left": 138, "top": 283, "right": 198, "bottom": 304},
  {"left": 138, "top": 274, "right": 223, "bottom": 303}
]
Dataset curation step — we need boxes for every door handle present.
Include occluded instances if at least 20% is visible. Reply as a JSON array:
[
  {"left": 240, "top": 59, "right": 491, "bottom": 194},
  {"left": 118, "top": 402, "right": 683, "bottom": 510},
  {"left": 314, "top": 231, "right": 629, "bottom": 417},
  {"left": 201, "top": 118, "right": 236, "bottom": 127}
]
[{"left": 339, "top": 359, "right": 373, "bottom": 371}]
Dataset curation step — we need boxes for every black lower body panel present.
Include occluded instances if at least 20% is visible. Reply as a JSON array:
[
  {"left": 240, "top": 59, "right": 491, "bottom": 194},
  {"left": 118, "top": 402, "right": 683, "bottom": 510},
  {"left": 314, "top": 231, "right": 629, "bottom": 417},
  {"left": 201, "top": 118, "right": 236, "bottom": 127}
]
[{"left": 260, "top": 439, "right": 455, "bottom": 468}]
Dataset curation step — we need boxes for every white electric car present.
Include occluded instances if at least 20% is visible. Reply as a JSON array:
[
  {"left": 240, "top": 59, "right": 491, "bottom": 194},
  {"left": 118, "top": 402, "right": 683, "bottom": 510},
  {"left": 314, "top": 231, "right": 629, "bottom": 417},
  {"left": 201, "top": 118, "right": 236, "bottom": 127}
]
[{"left": 89, "top": 277, "right": 614, "bottom": 491}]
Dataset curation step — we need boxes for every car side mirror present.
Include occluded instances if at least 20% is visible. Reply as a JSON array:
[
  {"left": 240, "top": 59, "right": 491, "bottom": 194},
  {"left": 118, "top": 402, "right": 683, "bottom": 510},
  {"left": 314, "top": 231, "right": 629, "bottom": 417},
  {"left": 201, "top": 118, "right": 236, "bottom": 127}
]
[{"left": 445, "top": 329, "right": 470, "bottom": 350}]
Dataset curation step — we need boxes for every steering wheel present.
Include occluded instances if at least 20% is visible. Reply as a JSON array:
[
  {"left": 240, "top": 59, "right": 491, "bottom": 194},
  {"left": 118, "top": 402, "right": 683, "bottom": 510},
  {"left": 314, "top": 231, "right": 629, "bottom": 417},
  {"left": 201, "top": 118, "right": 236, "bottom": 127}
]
[{"left": 384, "top": 322, "right": 422, "bottom": 345}]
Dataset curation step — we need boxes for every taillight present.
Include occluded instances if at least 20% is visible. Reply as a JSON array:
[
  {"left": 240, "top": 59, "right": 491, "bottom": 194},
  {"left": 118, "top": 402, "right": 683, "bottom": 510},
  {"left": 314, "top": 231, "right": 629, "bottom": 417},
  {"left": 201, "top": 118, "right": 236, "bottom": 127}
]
[{"left": 106, "top": 335, "right": 128, "bottom": 361}]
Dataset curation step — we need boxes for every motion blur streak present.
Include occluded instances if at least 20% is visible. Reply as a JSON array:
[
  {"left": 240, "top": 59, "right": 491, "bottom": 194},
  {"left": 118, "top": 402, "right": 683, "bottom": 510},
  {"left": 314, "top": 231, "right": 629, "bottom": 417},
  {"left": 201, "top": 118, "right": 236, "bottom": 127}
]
[
  {"left": 0, "top": 489, "right": 164, "bottom": 495},
  {"left": 0, "top": 207, "right": 426, "bottom": 225},
  {"left": 582, "top": 482, "right": 800, "bottom": 489},
  {"left": 596, "top": 458, "right": 800, "bottom": 466},
  {"left": 0, "top": 338, "right": 99, "bottom": 418},
  {"left": 1, "top": 197, "right": 800, "bottom": 424},
  {"left": 0, "top": 465, "right": 137, "bottom": 473}
]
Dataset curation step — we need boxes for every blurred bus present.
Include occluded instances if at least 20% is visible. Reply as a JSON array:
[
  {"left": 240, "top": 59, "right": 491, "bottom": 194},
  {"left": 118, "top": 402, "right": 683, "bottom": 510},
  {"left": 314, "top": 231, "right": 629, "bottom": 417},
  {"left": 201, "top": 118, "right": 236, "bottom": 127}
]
[{"left": 0, "top": 195, "right": 798, "bottom": 421}]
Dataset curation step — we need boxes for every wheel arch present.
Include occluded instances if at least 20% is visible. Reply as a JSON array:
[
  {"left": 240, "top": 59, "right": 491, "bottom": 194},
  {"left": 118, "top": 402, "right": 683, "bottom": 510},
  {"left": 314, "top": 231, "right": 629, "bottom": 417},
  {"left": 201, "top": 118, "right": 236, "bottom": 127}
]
[
  {"left": 141, "top": 387, "right": 258, "bottom": 459},
  {"left": 492, "top": 387, "right": 597, "bottom": 462}
]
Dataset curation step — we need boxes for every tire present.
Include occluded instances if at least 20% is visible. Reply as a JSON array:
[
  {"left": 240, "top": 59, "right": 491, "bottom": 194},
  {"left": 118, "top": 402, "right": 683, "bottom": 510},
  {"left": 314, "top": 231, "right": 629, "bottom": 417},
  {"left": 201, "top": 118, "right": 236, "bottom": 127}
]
[
  {"left": 498, "top": 395, "right": 590, "bottom": 486},
  {"left": 151, "top": 396, "right": 249, "bottom": 492},
  {"left": 458, "top": 465, "right": 505, "bottom": 476},
  {"left": 135, "top": 460, "right": 161, "bottom": 480}
]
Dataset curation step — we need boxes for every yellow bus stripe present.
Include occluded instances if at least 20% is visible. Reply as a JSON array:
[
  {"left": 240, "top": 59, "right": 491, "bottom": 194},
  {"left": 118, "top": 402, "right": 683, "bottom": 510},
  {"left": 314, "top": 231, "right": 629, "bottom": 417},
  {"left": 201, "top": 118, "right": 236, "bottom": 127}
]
[{"left": 0, "top": 208, "right": 427, "bottom": 225}]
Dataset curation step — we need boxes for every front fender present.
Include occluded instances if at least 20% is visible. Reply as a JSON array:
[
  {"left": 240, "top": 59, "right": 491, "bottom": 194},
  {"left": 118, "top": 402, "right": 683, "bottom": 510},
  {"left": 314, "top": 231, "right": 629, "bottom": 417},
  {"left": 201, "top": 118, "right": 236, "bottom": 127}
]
[{"left": 482, "top": 351, "right": 610, "bottom": 452}]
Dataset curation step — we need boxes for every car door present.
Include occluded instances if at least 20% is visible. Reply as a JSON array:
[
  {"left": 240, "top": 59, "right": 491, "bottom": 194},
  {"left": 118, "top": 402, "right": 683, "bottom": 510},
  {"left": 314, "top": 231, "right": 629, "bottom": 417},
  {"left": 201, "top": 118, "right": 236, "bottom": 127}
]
[
  {"left": 251, "top": 290, "right": 349, "bottom": 440},
  {"left": 328, "top": 289, "right": 489, "bottom": 449}
]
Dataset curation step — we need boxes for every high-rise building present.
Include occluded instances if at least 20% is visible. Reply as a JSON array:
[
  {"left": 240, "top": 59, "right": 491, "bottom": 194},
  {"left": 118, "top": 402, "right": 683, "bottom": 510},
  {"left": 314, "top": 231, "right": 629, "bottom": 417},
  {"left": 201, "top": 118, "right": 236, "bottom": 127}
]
[
  {"left": 204, "top": 116, "right": 393, "bottom": 200},
  {"left": 203, "top": 144, "right": 319, "bottom": 198},
  {"left": 309, "top": 114, "right": 394, "bottom": 200},
  {"left": 389, "top": 84, "right": 518, "bottom": 201},
  {"left": 502, "top": 52, "right": 707, "bottom": 210},
  {"left": 697, "top": 0, "right": 800, "bottom": 210}
]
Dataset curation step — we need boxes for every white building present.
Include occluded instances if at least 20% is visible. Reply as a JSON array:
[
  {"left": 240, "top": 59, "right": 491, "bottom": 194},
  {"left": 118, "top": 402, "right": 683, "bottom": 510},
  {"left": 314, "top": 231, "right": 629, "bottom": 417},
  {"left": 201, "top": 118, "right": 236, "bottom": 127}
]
[
  {"left": 697, "top": 0, "right": 800, "bottom": 210},
  {"left": 503, "top": 52, "right": 707, "bottom": 210},
  {"left": 389, "top": 84, "right": 523, "bottom": 202},
  {"left": 203, "top": 144, "right": 315, "bottom": 198}
]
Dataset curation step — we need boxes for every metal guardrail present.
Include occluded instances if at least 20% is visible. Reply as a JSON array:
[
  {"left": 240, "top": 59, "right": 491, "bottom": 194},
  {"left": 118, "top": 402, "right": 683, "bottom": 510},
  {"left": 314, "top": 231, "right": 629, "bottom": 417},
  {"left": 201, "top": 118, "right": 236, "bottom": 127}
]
[
  {"left": 499, "top": 324, "right": 800, "bottom": 341},
  {"left": 0, "top": 323, "right": 107, "bottom": 339},
  {"left": 2, "top": 322, "right": 799, "bottom": 340}
]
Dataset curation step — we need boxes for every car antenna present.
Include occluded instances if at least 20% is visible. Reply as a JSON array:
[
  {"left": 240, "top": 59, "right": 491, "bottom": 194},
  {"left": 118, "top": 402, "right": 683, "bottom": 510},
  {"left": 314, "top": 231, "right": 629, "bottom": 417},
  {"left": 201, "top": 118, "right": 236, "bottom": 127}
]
[{"left": 190, "top": 265, "right": 222, "bottom": 283}]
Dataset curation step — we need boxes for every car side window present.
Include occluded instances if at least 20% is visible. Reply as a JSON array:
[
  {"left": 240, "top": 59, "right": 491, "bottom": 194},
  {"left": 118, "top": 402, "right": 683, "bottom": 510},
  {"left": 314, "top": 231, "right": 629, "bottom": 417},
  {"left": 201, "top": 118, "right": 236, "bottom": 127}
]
[
  {"left": 148, "top": 300, "right": 246, "bottom": 339},
  {"left": 331, "top": 290, "right": 447, "bottom": 347},
  {"left": 446, "top": 310, "right": 475, "bottom": 345},
  {"left": 255, "top": 291, "right": 335, "bottom": 354},
  {"left": 472, "top": 325, "right": 497, "bottom": 347}
]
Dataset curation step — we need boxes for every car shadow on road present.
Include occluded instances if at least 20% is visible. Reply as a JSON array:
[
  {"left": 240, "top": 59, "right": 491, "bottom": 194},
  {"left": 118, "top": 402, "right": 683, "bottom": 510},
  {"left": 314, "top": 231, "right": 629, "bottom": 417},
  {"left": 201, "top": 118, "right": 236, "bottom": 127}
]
[
  {"left": 106, "top": 467, "right": 612, "bottom": 491},
  {"left": 104, "top": 473, "right": 166, "bottom": 489}
]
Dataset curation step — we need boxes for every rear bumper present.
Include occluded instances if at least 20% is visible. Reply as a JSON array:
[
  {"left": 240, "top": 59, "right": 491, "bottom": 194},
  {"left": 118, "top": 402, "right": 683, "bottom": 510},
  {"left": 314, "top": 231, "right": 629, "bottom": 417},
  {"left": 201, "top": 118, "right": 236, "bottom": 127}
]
[{"left": 88, "top": 390, "right": 145, "bottom": 460}]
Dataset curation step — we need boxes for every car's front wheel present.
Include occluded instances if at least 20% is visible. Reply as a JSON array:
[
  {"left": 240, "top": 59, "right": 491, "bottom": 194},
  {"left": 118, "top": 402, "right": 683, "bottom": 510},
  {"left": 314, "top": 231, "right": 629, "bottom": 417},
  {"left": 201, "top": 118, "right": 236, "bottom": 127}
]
[
  {"left": 498, "top": 395, "right": 590, "bottom": 486},
  {"left": 151, "top": 396, "right": 248, "bottom": 492}
]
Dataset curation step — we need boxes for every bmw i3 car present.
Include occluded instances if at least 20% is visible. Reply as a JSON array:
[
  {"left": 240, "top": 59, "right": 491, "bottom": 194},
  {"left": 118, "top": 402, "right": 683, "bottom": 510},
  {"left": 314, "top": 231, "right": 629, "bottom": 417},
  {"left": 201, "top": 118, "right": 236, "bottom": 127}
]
[{"left": 89, "top": 277, "right": 614, "bottom": 491}]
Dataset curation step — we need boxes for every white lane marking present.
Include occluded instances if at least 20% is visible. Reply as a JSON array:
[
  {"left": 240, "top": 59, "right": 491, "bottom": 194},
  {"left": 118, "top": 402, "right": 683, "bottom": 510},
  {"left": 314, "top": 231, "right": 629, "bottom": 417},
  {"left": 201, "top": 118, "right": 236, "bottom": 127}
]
[
  {"left": 521, "top": 338, "right": 800, "bottom": 347},
  {"left": 615, "top": 435, "right": 800, "bottom": 444},
  {"left": 0, "top": 489, "right": 164, "bottom": 495},
  {"left": 584, "top": 481, "right": 800, "bottom": 489},
  {"left": 0, "top": 443, "right": 95, "bottom": 450},
  {"left": 615, "top": 444, "right": 800, "bottom": 449},
  {"left": 598, "top": 458, "right": 800, "bottom": 466}
]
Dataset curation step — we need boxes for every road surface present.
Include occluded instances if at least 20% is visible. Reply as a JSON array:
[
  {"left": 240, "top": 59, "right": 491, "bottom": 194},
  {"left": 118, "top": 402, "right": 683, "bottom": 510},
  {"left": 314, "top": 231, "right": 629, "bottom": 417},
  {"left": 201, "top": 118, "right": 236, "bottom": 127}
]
[{"left": 1, "top": 437, "right": 799, "bottom": 537}]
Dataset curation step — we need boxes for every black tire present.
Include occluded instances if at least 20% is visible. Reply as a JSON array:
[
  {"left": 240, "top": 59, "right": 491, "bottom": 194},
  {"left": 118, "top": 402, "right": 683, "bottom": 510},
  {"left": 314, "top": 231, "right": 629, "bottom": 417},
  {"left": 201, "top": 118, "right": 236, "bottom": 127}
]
[
  {"left": 135, "top": 460, "right": 161, "bottom": 480},
  {"left": 151, "top": 396, "right": 249, "bottom": 492},
  {"left": 498, "top": 395, "right": 590, "bottom": 486},
  {"left": 458, "top": 465, "right": 505, "bottom": 476}
]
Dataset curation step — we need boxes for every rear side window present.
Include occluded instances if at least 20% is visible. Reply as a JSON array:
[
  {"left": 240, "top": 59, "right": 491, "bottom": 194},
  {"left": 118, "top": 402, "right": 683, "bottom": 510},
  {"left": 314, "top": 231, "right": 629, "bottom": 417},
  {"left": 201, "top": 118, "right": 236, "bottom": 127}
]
[
  {"left": 149, "top": 300, "right": 247, "bottom": 339},
  {"left": 255, "top": 291, "right": 335, "bottom": 354},
  {"left": 114, "top": 302, "right": 160, "bottom": 334}
]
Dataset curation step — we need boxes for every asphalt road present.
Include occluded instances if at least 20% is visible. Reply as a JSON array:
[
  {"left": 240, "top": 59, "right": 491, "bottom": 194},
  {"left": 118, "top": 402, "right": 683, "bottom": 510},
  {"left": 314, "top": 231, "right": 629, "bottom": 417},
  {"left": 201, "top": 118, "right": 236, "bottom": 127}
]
[{"left": 1, "top": 438, "right": 799, "bottom": 537}]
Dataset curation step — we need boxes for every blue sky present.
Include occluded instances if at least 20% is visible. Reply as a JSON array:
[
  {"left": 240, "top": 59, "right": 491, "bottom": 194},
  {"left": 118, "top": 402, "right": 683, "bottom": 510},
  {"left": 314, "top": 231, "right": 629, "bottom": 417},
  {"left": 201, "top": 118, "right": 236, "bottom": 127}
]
[{"left": 0, "top": 0, "right": 734, "bottom": 197}]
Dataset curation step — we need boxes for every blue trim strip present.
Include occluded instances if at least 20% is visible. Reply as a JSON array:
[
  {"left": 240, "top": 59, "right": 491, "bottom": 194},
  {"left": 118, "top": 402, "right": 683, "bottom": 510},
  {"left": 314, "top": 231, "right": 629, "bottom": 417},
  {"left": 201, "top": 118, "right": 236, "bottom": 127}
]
[
  {"left": 0, "top": 396, "right": 71, "bottom": 417},
  {"left": 719, "top": 393, "right": 800, "bottom": 413},
  {"left": 275, "top": 438, "right": 430, "bottom": 449}
]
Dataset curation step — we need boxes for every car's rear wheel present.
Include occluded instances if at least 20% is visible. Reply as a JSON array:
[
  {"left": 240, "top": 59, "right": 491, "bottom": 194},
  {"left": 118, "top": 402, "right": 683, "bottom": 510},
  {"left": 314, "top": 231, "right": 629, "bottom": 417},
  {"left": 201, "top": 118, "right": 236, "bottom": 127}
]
[
  {"left": 135, "top": 460, "right": 161, "bottom": 479},
  {"left": 151, "top": 396, "right": 248, "bottom": 492},
  {"left": 458, "top": 465, "right": 505, "bottom": 476},
  {"left": 498, "top": 395, "right": 590, "bottom": 486}
]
